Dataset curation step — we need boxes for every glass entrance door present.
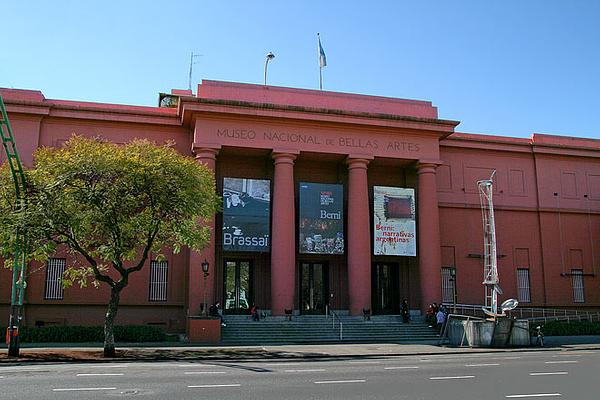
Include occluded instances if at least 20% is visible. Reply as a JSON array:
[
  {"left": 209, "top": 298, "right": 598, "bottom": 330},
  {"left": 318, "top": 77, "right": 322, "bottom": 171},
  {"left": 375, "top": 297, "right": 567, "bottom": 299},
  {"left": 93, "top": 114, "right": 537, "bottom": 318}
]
[
  {"left": 372, "top": 263, "right": 399, "bottom": 314},
  {"left": 224, "top": 260, "right": 252, "bottom": 314},
  {"left": 300, "top": 262, "right": 328, "bottom": 314}
]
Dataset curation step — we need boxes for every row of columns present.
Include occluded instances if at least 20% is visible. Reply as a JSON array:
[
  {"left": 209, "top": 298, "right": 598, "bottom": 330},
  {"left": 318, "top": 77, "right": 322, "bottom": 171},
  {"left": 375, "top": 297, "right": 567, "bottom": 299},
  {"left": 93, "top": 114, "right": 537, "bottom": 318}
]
[{"left": 191, "top": 147, "right": 442, "bottom": 316}]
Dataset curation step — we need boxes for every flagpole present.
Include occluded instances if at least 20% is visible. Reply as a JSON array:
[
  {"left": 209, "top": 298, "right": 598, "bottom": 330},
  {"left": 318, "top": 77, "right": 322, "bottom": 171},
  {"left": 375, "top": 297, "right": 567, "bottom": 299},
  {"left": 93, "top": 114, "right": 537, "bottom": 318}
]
[{"left": 318, "top": 33, "right": 322, "bottom": 90}]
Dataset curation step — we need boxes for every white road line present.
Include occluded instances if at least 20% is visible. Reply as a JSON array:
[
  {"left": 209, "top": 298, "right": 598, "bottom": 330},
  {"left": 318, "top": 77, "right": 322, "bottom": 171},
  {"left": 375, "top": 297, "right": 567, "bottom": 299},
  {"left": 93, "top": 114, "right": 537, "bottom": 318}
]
[
  {"left": 76, "top": 373, "right": 124, "bottom": 377},
  {"left": 429, "top": 375, "right": 475, "bottom": 380},
  {"left": 384, "top": 366, "right": 420, "bottom": 370},
  {"left": 52, "top": 387, "right": 117, "bottom": 392},
  {"left": 466, "top": 363, "right": 500, "bottom": 367},
  {"left": 177, "top": 364, "right": 218, "bottom": 368},
  {"left": 503, "top": 356, "right": 523, "bottom": 360},
  {"left": 263, "top": 362, "right": 305, "bottom": 366},
  {"left": 188, "top": 384, "right": 241, "bottom": 388},
  {"left": 529, "top": 372, "right": 568, "bottom": 376},
  {"left": 183, "top": 371, "right": 227, "bottom": 375},
  {"left": 348, "top": 361, "right": 381, "bottom": 365},
  {"left": 505, "top": 394, "right": 562, "bottom": 398},
  {"left": 285, "top": 369, "right": 326, "bottom": 373},
  {"left": 544, "top": 361, "right": 578, "bottom": 364},
  {"left": 314, "top": 379, "right": 366, "bottom": 384},
  {"left": 87, "top": 364, "right": 130, "bottom": 368}
]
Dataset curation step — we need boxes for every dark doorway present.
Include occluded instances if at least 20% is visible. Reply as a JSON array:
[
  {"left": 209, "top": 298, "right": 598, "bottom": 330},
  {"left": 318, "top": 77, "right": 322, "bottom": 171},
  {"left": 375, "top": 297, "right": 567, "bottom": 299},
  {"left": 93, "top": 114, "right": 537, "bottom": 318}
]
[
  {"left": 223, "top": 259, "right": 253, "bottom": 314},
  {"left": 372, "top": 263, "right": 400, "bottom": 314},
  {"left": 300, "top": 262, "right": 329, "bottom": 314}
]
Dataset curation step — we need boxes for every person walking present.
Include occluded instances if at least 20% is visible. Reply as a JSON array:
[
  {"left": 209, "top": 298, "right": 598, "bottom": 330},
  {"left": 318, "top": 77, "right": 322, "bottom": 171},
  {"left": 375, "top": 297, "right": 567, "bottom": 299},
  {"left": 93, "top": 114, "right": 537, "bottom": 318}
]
[
  {"left": 401, "top": 299, "right": 410, "bottom": 323},
  {"left": 436, "top": 308, "right": 446, "bottom": 334}
]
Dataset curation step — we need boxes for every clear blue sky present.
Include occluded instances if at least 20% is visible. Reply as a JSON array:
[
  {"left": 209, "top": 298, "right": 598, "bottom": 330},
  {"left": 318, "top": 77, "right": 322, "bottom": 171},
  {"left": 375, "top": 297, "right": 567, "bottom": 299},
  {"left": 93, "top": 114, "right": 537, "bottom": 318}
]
[{"left": 2, "top": 1, "right": 599, "bottom": 139}]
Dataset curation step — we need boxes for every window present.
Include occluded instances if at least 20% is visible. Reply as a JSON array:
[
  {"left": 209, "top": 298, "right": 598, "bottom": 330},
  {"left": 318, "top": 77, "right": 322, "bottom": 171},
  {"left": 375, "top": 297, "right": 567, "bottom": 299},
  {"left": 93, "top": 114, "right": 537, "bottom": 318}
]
[
  {"left": 516, "top": 268, "right": 531, "bottom": 303},
  {"left": 441, "top": 267, "right": 456, "bottom": 303},
  {"left": 149, "top": 260, "right": 168, "bottom": 302},
  {"left": 571, "top": 269, "right": 585, "bottom": 303},
  {"left": 44, "top": 258, "right": 65, "bottom": 300}
]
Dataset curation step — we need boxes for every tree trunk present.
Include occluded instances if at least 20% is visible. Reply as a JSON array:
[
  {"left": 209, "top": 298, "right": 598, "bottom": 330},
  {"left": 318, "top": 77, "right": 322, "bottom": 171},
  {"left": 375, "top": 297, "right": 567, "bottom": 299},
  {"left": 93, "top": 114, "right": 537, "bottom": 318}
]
[{"left": 104, "top": 286, "right": 122, "bottom": 357}]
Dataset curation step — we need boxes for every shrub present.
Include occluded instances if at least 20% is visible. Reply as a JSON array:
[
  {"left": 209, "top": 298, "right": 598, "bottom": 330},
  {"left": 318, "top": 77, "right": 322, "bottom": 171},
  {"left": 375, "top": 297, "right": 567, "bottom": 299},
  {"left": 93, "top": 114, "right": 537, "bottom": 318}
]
[
  {"left": 20, "top": 325, "right": 166, "bottom": 343},
  {"left": 535, "top": 320, "right": 600, "bottom": 336}
]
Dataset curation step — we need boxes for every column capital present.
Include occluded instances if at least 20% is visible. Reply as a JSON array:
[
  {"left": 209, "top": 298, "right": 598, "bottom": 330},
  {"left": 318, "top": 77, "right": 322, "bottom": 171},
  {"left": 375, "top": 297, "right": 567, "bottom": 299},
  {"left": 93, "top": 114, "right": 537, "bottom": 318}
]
[
  {"left": 346, "top": 156, "right": 373, "bottom": 170},
  {"left": 271, "top": 151, "right": 298, "bottom": 165},
  {"left": 192, "top": 143, "right": 221, "bottom": 161},
  {"left": 416, "top": 159, "right": 443, "bottom": 175}
]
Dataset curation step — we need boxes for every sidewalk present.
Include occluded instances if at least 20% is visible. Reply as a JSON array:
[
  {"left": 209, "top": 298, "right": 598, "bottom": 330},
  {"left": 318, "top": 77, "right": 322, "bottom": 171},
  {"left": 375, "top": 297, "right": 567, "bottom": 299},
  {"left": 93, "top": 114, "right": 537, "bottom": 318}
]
[{"left": 1, "top": 336, "right": 599, "bottom": 364}]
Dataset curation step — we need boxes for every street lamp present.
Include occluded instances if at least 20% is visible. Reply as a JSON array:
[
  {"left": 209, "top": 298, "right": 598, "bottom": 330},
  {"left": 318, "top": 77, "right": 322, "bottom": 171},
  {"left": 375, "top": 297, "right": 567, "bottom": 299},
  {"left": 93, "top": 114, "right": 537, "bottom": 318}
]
[
  {"left": 449, "top": 268, "right": 457, "bottom": 314},
  {"left": 264, "top": 52, "right": 275, "bottom": 86},
  {"left": 202, "top": 260, "right": 209, "bottom": 317}
]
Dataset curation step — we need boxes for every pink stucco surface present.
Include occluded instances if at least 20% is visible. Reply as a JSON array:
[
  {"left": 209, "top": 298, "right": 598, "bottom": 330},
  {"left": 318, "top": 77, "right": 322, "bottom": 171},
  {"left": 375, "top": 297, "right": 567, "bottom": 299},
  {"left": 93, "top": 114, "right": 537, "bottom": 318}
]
[{"left": 0, "top": 81, "right": 599, "bottom": 332}]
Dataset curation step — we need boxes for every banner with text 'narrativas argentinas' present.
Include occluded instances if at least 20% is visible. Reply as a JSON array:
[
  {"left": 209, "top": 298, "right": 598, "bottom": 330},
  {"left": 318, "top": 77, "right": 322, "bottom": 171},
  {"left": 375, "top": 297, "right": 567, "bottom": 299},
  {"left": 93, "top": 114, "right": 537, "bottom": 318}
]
[
  {"left": 222, "top": 177, "right": 271, "bottom": 252},
  {"left": 373, "top": 186, "right": 416, "bottom": 256},
  {"left": 299, "top": 182, "right": 344, "bottom": 254}
]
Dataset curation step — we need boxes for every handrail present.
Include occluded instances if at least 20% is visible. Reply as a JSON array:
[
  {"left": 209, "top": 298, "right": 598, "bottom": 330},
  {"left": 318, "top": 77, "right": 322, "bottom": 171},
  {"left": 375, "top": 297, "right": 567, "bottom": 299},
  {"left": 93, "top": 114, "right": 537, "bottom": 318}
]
[
  {"left": 330, "top": 309, "right": 343, "bottom": 340},
  {"left": 442, "top": 303, "right": 600, "bottom": 323}
]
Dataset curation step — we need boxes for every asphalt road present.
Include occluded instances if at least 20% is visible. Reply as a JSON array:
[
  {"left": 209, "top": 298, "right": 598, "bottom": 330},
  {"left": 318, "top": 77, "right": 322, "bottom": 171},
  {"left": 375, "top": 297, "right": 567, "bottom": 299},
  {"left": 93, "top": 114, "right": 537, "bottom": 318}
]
[{"left": 0, "top": 349, "right": 597, "bottom": 399}]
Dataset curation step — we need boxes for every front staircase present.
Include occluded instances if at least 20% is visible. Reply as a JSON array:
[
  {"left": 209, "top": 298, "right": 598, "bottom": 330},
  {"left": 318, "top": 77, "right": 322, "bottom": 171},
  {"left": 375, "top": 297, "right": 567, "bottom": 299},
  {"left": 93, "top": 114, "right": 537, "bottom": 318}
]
[{"left": 220, "top": 314, "right": 439, "bottom": 346}]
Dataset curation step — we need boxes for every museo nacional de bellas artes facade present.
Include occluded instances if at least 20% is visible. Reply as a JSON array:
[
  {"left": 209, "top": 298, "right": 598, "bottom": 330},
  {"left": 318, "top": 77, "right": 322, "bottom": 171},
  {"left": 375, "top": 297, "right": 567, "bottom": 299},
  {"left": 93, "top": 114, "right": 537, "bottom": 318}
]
[{"left": 0, "top": 80, "right": 599, "bottom": 333}]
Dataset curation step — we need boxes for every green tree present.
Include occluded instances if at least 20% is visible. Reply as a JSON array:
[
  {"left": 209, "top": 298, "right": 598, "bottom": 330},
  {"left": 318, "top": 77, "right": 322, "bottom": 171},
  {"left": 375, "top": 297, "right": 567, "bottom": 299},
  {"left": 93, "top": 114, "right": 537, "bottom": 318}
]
[{"left": 0, "top": 136, "right": 219, "bottom": 357}]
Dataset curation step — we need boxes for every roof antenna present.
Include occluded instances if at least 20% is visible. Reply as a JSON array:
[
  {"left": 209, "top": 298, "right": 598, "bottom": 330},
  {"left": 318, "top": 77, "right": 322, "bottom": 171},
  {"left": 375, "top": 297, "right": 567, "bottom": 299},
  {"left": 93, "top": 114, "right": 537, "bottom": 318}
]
[{"left": 188, "top": 52, "right": 203, "bottom": 92}]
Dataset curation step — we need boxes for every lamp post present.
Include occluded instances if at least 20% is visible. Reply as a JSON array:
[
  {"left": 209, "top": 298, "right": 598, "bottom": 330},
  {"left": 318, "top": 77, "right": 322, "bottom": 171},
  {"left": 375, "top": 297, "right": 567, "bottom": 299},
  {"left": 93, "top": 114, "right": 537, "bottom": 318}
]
[
  {"left": 201, "top": 260, "right": 209, "bottom": 317},
  {"left": 264, "top": 52, "right": 275, "bottom": 86},
  {"left": 449, "top": 268, "right": 457, "bottom": 314}
]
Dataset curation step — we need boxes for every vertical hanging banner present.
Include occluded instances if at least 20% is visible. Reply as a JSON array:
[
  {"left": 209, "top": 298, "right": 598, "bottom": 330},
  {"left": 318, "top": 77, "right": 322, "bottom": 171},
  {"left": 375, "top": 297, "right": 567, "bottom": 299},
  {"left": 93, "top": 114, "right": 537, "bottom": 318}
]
[
  {"left": 222, "top": 177, "right": 271, "bottom": 252},
  {"left": 299, "top": 182, "right": 344, "bottom": 254},
  {"left": 373, "top": 186, "right": 416, "bottom": 256}
]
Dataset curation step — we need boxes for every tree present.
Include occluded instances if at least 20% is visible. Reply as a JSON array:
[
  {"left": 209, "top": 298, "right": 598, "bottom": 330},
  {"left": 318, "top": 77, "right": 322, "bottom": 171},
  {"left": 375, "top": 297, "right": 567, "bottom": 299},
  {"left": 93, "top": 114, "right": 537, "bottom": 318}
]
[{"left": 0, "top": 136, "right": 219, "bottom": 357}]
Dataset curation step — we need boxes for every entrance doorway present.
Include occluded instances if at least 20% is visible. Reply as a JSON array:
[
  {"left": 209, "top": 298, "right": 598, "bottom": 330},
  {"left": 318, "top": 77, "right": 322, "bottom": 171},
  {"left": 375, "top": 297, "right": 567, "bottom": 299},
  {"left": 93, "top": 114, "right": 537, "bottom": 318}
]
[
  {"left": 300, "top": 262, "right": 329, "bottom": 314},
  {"left": 372, "top": 263, "right": 400, "bottom": 314},
  {"left": 223, "top": 259, "right": 253, "bottom": 314}
]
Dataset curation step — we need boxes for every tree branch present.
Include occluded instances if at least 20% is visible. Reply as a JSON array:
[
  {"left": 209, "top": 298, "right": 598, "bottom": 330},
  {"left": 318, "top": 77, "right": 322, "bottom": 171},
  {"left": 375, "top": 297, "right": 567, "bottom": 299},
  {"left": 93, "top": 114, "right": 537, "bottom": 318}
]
[{"left": 125, "top": 221, "right": 160, "bottom": 276}]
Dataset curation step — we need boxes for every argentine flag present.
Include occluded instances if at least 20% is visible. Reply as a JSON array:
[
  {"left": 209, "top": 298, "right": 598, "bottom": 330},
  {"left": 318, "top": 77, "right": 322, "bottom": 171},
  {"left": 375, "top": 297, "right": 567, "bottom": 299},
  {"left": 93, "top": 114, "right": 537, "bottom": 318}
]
[{"left": 318, "top": 34, "right": 327, "bottom": 68}]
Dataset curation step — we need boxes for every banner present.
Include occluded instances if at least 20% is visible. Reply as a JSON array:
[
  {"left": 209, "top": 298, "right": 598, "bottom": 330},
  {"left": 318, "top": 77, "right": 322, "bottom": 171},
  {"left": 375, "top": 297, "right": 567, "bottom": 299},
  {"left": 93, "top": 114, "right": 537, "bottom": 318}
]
[
  {"left": 222, "top": 178, "right": 271, "bottom": 252},
  {"left": 299, "top": 182, "right": 344, "bottom": 254},
  {"left": 373, "top": 186, "right": 416, "bottom": 256}
]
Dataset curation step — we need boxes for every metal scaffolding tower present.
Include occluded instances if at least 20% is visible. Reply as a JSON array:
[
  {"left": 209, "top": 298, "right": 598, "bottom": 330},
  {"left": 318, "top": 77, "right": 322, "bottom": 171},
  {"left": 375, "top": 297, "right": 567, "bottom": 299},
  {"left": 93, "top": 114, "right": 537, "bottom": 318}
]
[
  {"left": 0, "top": 95, "right": 28, "bottom": 356},
  {"left": 478, "top": 171, "right": 502, "bottom": 316}
]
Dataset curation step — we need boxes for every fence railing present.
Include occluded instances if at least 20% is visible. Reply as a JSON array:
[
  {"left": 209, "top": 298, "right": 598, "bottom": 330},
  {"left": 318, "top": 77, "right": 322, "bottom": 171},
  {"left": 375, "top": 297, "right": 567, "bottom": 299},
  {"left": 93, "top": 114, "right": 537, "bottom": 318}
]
[{"left": 442, "top": 303, "right": 600, "bottom": 324}]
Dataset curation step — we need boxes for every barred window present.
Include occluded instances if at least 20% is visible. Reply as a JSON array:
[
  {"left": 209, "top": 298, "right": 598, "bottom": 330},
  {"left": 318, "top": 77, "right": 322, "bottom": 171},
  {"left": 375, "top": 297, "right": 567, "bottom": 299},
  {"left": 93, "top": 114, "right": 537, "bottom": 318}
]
[
  {"left": 44, "top": 258, "right": 65, "bottom": 300},
  {"left": 441, "top": 267, "right": 456, "bottom": 303},
  {"left": 571, "top": 269, "right": 585, "bottom": 303},
  {"left": 516, "top": 268, "right": 531, "bottom": 303},
  {"left": 149, "top": 260, "right": 168, "bottom": 302}
]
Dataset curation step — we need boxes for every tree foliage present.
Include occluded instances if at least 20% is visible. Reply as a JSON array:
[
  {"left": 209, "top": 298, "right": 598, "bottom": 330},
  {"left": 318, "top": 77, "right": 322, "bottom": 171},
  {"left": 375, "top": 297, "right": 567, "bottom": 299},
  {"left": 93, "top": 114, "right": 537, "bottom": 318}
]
[{"left": 0, "top": 136, "right": 219, "bottom": 356}]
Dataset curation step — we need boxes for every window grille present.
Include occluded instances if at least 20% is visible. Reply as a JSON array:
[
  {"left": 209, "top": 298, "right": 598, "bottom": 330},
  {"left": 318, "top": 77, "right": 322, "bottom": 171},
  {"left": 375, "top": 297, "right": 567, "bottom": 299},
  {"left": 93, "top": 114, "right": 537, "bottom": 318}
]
[
  {"left": 149, "top": 260, "right": 168, "bottom": 302},
  {"left": 571, "top": 269, "right": 585, "bottom": 303},
  {"left": 44, "top": 258, "right": 65, "bottom": 300},
  {"left": 441, "top": 267, "right": 456, "bottom": 303},
  {"left": 516, "top": 268, "right": 531, "bottom": 303}
]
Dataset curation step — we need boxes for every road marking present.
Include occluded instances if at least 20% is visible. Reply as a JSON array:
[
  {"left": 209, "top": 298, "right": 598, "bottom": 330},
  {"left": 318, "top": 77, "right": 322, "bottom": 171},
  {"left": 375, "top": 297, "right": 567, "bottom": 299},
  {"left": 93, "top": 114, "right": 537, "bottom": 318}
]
[
  {"left": 177, "top": 364, "right": 218, "bottom": 368},
  {"left": 466, "top": 363, "right": 500, "bottom": 367},
  {"left": 314, "top": 379, "right": 366, "bottom": 384},
  {"left": 384, "top": 366, "right": 420, "bottom": 370},
  {"left": 429, "top": 375, "right": 475, "bottom": 380},
  {"left": 263, "top": 362, "right": 305, "bottom": 366},
  {"left": 87, "top": 364, "right": 130, "bottom": 368},
  {"left": 76, "top": 373, "right": 124, "bottom": 377},
  {"left": 184, "top": 371, "right": 227, "bottom": 375},
  {"left": 505, "top": 394, "right": 561, "bottom": 398},
  {"left": 285, "top": 369, "right": 326, "bottom": 373},
  {"left": 544, "top": 361, "right": 578, "bottom": 364},
  {"left": 503, "top": 356, "right": 523, "bottom": 360},
  {"left": 53, "top": 387, "right": 117, "bottom": 392},
  {"left": 348, "top": 361, "right": 381, "bottom": 364},
  {"left": 529, "top": 372, "right": 568, "bottom": 376},
  {"left": 188, "top": 384, "right": 241, "bottom": 388}
]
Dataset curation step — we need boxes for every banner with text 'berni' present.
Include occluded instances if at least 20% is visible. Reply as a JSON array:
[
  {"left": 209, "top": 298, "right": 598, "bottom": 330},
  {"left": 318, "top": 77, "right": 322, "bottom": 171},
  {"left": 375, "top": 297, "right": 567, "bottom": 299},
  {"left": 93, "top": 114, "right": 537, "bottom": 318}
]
[
  {"left": 373, "top": 186, "right": 416, "bottom": 256},
  {"left": 299, "top": 182, "right": 344, "bottom": 255},
  {"left": 222, "top": 177, "right": 271, "bottom": 252}
]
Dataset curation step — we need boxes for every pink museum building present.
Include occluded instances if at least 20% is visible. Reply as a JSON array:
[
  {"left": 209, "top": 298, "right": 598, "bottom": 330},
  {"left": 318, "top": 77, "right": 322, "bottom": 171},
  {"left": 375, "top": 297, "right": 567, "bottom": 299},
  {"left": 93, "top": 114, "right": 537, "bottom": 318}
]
[{"left": 0, "top": 80, "right": 599, "bottom": 332}]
